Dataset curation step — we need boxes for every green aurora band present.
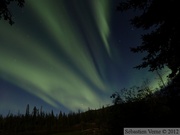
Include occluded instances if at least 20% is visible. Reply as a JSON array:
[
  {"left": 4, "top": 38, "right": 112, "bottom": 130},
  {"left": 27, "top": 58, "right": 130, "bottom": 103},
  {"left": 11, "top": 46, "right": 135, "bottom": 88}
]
[
  {"left": 0, "top": 0, "right": 170, "bottom": 113},
  {"left": 0, "top": 0, "right": 112, "bottom": 111}
]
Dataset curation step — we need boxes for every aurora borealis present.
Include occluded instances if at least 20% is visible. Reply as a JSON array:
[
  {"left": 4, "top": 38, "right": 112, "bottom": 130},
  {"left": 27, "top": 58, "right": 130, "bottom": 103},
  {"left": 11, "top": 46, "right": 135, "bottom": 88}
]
[{"left": 0, "top": 0, "right": 169, "bottom": 115}]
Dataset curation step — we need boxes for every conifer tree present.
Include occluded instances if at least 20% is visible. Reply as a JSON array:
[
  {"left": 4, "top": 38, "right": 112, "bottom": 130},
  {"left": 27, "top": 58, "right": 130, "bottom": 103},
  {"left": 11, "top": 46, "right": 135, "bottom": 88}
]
[{"left": 117, "top": 0, "right": 180, "bottom": 79}]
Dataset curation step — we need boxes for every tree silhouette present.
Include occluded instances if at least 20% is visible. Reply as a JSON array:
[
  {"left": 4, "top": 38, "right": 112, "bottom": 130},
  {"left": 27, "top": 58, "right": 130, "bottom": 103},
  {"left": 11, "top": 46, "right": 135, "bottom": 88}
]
[
  {"left": 0, "top": 0, "right": 25, "bottom": 25},
  {"left": 25, "top": 104, "right": 30, "bottom": 116},
  {"left": 117, "top": 0, "right": 180, "bottom": 79}
]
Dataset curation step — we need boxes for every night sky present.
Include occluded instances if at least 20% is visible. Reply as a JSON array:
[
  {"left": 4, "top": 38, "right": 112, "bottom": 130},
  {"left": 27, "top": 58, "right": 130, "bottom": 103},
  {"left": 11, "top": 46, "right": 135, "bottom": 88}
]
[{"left": 0, "top": 0, "right": 169, "bottom": 116}]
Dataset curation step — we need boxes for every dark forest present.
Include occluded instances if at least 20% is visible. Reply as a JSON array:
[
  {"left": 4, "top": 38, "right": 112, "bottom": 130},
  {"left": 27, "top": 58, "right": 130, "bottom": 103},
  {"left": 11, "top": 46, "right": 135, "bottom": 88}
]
[{"left": 1, "top": 0, "right": 180, "bottom": 135}]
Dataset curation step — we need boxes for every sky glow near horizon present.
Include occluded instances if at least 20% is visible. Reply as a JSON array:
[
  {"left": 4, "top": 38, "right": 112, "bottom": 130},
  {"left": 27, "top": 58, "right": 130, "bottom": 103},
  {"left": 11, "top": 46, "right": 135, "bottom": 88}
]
[{"left": 0, "top": 0, "right": 170, "bottom": 114}]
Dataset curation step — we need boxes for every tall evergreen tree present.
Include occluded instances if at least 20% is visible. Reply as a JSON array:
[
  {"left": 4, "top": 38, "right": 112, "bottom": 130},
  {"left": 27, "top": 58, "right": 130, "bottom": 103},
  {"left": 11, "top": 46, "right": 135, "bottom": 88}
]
[
  {"left": 117, "top": 0, "right": 180, "bottom": 79},
  {"left": 32, "top": 106, "right": 38, "bottom": 117},
  {"left": 25, "top": 104, "right": 30, "bottom": 116}
]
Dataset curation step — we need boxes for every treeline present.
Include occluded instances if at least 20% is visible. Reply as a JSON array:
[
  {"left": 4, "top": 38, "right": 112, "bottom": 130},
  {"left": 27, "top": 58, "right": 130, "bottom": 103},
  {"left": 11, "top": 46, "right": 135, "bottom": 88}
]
[
  {"left": 1, "top": 80, "right": 180, "bottom": 135},
  {"left": 0, "top": 104, "right": 110, "bottom": 135},
  {"left": 108, "top": 80, "right": 180, "bottom": 135}
]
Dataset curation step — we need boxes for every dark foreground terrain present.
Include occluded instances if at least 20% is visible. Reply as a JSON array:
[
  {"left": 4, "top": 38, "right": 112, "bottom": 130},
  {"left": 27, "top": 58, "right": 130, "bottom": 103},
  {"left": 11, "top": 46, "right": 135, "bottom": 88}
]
[{"left": 1, "top": 82, "right": 180, "bottom": 135}]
